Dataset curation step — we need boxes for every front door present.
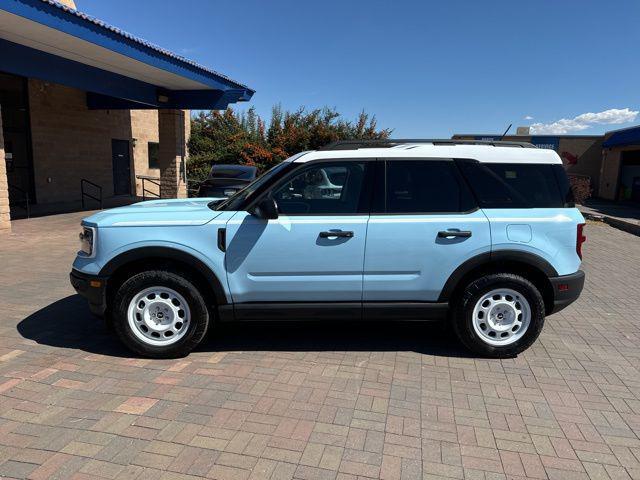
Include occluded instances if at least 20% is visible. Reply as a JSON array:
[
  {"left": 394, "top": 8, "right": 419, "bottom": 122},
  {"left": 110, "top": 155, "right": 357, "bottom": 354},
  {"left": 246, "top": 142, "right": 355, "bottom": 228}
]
[
  {"left": 364, "top": 159, "right": 491, "bottom": 302},
  {"left": 225, "top": 160, "right": 373, "bottom": 315},
  {"left": 111, "top": 139, "right": 131, "bottom": 195}
]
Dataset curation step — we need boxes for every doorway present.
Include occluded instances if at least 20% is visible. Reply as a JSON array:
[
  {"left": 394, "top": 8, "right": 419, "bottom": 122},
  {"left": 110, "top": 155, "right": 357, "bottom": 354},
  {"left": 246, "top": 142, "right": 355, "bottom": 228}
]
[
  {"left": 1, "top": 72, "right": 35, "bottom": 216},
  {"left": 111, "top": 139, "right": 131, "bottom": 195},
  {"left": 619, "top": 150, "right": 640, "bottom": 203}
]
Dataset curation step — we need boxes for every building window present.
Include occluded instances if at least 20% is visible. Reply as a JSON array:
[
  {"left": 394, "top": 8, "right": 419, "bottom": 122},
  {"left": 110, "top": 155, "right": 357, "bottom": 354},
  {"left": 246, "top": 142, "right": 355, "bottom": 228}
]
[{"left": 148, "top": 142, "right": 159, "bottom": 169}]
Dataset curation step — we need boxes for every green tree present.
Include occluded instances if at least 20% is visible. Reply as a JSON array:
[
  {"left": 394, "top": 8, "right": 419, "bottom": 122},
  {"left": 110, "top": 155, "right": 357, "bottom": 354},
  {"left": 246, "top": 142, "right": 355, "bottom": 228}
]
[{"left": 187, "top": 105, "right": 391, "bottom": 194}]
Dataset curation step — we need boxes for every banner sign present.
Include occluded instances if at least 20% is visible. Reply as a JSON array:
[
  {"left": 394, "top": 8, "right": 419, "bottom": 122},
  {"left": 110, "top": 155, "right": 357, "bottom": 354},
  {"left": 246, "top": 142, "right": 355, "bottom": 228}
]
[{"left": 530, "top": 136, "right": 560, "bottom": 151}]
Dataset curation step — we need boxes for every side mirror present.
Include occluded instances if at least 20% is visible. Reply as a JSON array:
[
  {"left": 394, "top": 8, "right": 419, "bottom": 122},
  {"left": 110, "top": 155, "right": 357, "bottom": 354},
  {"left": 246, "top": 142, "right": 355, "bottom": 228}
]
[{"left": 249, "top": 196, "right": 279, "bottom": 220}]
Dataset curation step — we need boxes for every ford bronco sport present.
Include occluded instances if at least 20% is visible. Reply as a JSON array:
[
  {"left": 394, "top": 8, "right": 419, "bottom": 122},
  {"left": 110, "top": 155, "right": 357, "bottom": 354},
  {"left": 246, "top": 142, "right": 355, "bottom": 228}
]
[{"left": 70, "top": 139, "right": 586, "bottom": 358}]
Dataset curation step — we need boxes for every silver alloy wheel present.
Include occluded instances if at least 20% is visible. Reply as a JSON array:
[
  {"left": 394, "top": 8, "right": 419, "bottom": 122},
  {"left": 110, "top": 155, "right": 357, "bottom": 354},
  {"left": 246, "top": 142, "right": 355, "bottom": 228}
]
[
  {"left": 472, "top": 288, "right": 531, "bottom": 346},
  {"left": 127, "top": 286, "right": 191, "bottom": 346}
]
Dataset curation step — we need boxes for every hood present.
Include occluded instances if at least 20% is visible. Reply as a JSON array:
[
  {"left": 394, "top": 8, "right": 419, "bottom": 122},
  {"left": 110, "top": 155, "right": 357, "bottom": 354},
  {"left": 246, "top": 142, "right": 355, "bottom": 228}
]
[{"left": 82, "top": 198, "right": 226, "bottom": 227}]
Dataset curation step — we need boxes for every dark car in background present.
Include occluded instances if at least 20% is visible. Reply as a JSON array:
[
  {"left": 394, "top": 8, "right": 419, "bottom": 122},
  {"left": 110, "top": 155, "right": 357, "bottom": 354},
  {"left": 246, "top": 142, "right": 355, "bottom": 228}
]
[{"left": 197, "top": 164, "right": 257, "bottom": 198}]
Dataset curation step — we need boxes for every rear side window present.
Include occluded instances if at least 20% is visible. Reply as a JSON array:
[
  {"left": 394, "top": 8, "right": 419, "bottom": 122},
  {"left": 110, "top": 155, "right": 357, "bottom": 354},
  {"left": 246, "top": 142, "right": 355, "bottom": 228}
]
[
  {"left": 380, "top": 160, "right": 476, "bottom": 213},
  {"left": 458, "top": 161, "right": 568, "bottom": 208}
]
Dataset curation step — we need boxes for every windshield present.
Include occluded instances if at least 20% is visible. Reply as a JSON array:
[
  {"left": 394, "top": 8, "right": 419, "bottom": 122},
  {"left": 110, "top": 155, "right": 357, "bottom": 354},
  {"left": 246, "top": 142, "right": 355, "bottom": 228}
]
[{"left": 210, "top": 162, "right": 289, "bottom": 211}]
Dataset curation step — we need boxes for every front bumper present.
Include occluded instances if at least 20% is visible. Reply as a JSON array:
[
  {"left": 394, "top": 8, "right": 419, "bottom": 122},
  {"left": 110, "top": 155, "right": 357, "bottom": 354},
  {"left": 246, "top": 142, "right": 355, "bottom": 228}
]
[
  {"left": 70, "top": 269, "right": 108, "bottom": 317},
  {"left": 548, "top": 270, "right": 585, "bottom": 314}
]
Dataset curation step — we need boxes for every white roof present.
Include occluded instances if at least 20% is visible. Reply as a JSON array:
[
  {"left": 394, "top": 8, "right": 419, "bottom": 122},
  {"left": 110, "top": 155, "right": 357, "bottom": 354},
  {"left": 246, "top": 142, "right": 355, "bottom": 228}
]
[{"left": 292, "top": 143, "right": 562, "bottom": 165}]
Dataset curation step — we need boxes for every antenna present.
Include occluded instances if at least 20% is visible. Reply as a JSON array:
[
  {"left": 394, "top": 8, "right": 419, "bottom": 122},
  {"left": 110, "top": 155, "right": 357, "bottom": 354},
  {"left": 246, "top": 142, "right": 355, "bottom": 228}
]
[{"left": 500, "top": 124, "right": 512, "bottom": 139}]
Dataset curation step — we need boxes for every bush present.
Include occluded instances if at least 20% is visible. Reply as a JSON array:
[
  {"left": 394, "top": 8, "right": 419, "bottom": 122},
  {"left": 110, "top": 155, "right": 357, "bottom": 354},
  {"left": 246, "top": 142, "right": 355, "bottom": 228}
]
[
  {"left": 568, "top": 174, "right": 592, "bottom": 204},
  {"left": 187, "top": 105, "right": 391, "bottom": 196}
]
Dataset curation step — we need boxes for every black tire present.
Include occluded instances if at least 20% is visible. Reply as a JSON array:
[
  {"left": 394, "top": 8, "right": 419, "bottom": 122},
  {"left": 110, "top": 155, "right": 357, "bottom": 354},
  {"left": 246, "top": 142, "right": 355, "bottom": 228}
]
[
  {"left": 112, "top": 269, "right": 210, "bottom": 358},
  {"left": 452, "top": 273, "right": 545, "bottom": 358}
]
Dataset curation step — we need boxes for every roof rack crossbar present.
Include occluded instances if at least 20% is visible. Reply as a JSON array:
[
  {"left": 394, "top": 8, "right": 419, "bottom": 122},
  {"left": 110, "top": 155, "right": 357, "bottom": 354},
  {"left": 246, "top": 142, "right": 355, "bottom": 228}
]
[{"left": 319, "top": 139, "right": 536, "bottom": 150}]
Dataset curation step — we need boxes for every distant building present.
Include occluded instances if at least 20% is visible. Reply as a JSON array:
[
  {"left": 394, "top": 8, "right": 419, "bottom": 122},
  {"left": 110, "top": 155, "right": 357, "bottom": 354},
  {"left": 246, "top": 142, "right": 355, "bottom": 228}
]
[{"left": 453, "top": 125, "right": 640, "bottom": 203}]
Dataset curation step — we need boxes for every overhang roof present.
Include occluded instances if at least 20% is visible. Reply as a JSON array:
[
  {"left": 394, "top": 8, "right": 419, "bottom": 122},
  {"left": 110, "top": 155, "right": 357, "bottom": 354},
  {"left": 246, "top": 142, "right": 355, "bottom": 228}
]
[
  {"left": 0, "top": 0, "right": 254, "bottom": 109},
  {"left": 603, "top": 125, "right": 640, "bottom": 149}
]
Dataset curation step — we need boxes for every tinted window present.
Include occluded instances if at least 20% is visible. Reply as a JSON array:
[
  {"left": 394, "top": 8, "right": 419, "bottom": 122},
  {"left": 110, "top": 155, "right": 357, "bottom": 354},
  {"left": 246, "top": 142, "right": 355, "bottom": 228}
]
[
  {"left": 382, "top": 161, "right": 476, "bottom": 213},
  {"left": 458, "top": 161, "right": 565, "bottom": 208},
  {"left": 209, "top": 166, "right": 255, "bottom": 179},
  {"left": 273, "top": 162, "right": 369, "bottom": 214}
]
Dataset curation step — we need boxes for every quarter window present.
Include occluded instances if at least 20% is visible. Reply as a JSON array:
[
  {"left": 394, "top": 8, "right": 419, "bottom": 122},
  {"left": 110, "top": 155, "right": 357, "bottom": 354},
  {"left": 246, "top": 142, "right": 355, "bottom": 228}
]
[
  {"left": 458, "top": 161, "right": 565, "bottom": 208},
  {"left": 273, "top": 162, "right": 369, "bottom": 215},
  {"left": 381, "top": 160, "right": 476, "bottom": 213}
]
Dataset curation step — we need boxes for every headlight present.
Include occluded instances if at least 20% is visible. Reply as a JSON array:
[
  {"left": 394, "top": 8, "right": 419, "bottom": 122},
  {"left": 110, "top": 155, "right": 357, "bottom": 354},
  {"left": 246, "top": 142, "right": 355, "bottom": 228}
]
[{"left": 79, "top": 226, "right": 96, "bottom": 257}]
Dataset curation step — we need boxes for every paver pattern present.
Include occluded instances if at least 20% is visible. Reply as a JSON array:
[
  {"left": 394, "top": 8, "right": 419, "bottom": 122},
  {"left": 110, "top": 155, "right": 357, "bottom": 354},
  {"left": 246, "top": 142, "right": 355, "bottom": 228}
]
[{"left": 1, "top": 212, "right": 640, "bottom": 479}]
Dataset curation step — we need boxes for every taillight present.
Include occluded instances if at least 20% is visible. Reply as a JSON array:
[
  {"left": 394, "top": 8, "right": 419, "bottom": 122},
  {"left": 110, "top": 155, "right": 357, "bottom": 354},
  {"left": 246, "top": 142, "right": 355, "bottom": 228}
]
[{"left": 577, "top": 223, "right": 586, "bottom": 259}]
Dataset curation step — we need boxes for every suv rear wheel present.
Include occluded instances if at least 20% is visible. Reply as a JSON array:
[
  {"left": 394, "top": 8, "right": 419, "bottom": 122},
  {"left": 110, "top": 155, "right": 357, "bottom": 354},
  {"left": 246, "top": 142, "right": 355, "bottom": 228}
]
[
  {"left": 112, "top": 269, "right": 210, "bottom": 358},
  {"left": 453, "top": 273, "right": 545, "bottom": 358}
]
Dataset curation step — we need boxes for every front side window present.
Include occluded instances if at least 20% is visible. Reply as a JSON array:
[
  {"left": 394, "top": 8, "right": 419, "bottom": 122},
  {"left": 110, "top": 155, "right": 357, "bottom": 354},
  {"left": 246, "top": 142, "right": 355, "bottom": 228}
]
[
  {"left": 380, "top": 160, "right": 476, "bottom": 213},
  {"left": 214, "top": 162, "right": 290, "bottom": 211},
  {"left": 273, "top": 161, "right": 370, "bottom": 215}
]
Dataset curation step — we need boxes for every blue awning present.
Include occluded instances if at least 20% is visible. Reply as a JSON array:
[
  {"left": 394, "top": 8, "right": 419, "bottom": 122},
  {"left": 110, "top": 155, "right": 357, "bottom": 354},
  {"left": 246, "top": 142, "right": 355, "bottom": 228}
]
[
  {"left": 0, "top": 0, "right": 254, "bottom": 109},
  {"left": 603, "top": 126, "right": 640, "bottom": 148}
]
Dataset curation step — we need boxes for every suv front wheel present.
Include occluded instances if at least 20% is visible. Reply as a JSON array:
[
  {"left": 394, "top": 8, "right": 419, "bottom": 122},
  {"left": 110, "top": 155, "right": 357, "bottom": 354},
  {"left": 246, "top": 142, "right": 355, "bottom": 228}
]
[
  {"left": 453, "top": 273, "right": 545, "bottom": 358},
  {"left": 112, "top": 269, "right": 210, "bottom": 358}
]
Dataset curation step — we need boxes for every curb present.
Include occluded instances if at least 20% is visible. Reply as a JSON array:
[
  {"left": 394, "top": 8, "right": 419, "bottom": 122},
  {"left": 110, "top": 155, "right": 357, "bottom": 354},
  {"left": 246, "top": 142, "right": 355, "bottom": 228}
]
[{"left": 582, "top": 211, "right": 640, "bottom": 237}]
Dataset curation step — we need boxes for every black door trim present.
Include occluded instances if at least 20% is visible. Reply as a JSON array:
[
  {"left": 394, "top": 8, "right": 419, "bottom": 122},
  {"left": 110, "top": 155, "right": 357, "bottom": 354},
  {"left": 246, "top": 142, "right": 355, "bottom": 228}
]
[{"left": 228, "top": 301, "right": 449, "bottom": 322}]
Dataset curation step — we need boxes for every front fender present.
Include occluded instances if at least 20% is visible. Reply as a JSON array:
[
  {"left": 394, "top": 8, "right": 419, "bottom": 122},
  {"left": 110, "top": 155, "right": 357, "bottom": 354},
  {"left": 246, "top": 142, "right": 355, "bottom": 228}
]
[
  {"left": 98, "top": 242, "right": 229, "bottom": 305},
  {"left": 76, "top": 216, "right": 232, "bottom": 305}
]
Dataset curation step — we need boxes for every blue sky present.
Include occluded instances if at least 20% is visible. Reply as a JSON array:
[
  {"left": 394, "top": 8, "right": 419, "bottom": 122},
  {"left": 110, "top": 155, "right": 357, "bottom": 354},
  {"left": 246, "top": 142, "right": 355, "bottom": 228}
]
[{"left": 81, "top": 0, "right": 639, "bottom": 137}]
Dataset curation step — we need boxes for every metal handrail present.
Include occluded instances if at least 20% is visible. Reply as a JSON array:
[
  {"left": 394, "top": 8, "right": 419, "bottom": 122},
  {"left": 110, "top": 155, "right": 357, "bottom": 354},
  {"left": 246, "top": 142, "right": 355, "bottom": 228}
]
[
  {"left": 80, "top": 178, "right": 103, "bottom": 210},
  {"left": 136, "top": 175, "right": 160, "bottom": 200},
  {"left": 7, "top": 182, "right": 30, "bottom": 219}
]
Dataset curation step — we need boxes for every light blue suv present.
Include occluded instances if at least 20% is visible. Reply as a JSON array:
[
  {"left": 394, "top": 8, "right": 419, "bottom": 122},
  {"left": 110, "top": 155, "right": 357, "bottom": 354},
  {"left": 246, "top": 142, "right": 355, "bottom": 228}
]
[{"left": 70, "top": 140, "right": 586, "bottom": 358}]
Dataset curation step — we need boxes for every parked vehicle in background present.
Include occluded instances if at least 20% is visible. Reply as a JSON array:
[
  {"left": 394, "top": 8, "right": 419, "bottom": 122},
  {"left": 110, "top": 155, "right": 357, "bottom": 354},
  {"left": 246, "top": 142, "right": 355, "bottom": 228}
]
[
  {"left": 197, "top": 164, "right": 257, "bottom": 198},
  {"left": 70, "top": 139, "right": 586, "bottom": 359}
]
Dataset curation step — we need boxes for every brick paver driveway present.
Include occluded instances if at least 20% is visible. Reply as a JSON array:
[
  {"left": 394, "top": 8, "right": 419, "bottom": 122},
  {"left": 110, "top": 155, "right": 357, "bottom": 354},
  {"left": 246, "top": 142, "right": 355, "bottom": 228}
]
[{"left": 1, "top": 212, "right": 640, "bottom": 480}]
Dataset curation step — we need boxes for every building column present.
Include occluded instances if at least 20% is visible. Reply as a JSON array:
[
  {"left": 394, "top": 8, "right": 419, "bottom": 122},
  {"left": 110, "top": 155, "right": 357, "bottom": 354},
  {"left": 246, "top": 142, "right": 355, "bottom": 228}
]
[
  {"left": 158, "top": 109, "right": 188, "bottom": 199},
  {"left": 0, "top": 105, "right": 11, "bottom": 233}
]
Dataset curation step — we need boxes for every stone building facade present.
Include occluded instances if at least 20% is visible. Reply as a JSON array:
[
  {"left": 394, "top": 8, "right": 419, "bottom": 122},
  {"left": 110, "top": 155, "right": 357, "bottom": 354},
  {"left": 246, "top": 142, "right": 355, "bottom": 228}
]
[
  {"left": 0, "top": 75, "right": 190, "bottom": 230},
  {"left": 0, "top": 0, "right": 254, "bottom": 233}
]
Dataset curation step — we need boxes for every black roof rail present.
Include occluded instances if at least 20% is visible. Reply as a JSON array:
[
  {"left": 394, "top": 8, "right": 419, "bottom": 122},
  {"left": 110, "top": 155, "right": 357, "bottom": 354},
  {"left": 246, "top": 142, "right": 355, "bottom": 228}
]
[{"left": 319, "top": 139, "right": 537, "bottom": 150}]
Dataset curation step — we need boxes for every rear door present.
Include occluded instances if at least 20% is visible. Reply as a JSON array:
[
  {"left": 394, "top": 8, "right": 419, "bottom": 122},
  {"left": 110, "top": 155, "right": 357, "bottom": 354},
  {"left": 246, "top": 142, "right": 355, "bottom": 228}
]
[{"left": 363, "top": 158, "right": 491, "bottom": 302}]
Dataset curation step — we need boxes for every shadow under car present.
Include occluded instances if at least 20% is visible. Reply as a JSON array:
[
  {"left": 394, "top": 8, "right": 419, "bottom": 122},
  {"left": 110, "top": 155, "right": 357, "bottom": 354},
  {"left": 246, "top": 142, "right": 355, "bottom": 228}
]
[{"left": 17, "top": 294, "right": 473, "bottom": 358}]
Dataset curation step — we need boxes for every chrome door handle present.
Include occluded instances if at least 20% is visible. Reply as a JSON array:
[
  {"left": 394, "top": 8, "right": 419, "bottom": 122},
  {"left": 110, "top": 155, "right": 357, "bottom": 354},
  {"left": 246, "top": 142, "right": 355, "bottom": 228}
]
[
  {"left": 319, "top": 230, "right": 354, "bottom": 238},
  {"left": 437, "top": 230, "right": 472, "bottom": 238}
]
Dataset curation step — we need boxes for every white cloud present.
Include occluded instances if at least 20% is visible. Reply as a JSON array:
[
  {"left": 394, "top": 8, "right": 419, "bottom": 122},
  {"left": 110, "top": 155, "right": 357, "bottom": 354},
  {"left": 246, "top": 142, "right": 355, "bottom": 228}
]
[
  {"left": 529, "top": 108, "right": 638, "bottom": 134},
  {"left": 524, "top": 115, "right": 534, "bottom": 120}
]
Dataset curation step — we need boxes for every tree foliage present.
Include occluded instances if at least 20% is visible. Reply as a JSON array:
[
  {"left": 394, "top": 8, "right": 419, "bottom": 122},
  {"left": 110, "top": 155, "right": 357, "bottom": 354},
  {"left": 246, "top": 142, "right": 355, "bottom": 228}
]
[{"left": 187, "top": 105, "right": 391, "bottom": 190}]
